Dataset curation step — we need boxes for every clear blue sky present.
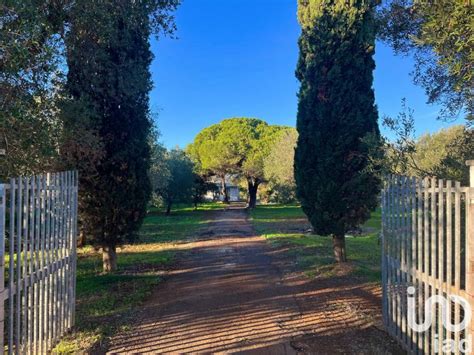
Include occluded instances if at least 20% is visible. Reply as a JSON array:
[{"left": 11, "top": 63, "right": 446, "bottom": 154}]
[{"left": 150, "top": 0, "right": 453, "bottom": 148}]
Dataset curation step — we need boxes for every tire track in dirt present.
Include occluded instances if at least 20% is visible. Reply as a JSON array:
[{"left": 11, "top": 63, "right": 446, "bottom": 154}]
[{"left": 107, "top": 205, "right": 402, "bottom": 354}]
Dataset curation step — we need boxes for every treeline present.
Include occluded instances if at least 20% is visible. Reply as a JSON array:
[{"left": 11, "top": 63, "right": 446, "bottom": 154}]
[
  {"left": 1, "top": 0, "right": 180, "bottom": 272},
  {"left": 2, "top": 0, "right": 471, "bottom": 270},
  {"left": 382, "top": 116, "right": 473, "bottom": 185},
  {"left": 149, "top": 143, "right": 217, "bottom": 214},
  {"left": 148, "top": 118, "right": 298, "bottom": 212},
  {"left": 187, "top": 118, "right": 298, "bottom": 208}
]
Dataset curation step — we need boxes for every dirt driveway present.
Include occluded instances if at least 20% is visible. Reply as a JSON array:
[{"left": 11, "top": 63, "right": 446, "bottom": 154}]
[{"left": 108, "top": 205, "right": 401, "bottom": 354}]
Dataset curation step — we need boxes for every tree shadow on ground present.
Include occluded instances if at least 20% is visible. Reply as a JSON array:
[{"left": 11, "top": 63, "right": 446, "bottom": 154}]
[{"left": 109, "top": 233, "right": 402, "bottom": 354}]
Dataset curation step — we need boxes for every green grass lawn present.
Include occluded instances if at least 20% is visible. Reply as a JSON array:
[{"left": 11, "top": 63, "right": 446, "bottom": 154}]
[
  {"left": 249, "top": 204, "right": 381, "bottom": 282},
  {"left": 54, "top": 202, "right": 221, "bottom": 353}
]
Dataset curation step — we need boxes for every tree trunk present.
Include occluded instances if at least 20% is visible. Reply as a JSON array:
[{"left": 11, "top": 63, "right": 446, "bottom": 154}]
[
  {"left": 221, "top": 174, "right": 229, "bottom": 203},
  {"left": 77, "top": 230, "right": 86, "bottom": 247},
  {"left": 332, "top": 234, "right": 347, "bottom": 262},
  {"left": 102, "top": 245, "right": 117, "bottom": 272},
  {"left": 166, "top": 201, "right": 172, "bottom": 215},
  {"left": 247, "top": 179, "right": 259, "bottom": 209}
]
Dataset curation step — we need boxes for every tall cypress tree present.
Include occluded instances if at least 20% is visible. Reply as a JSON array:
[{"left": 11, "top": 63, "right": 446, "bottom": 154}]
[
  {"left": 294, "top": 0, "right": 381, "bottom": 262},
  {"left": 61, "top": 0, "right": 178, "bottom": 271}
]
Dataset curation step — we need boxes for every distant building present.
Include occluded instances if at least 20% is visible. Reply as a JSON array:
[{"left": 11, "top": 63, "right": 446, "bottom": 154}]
[
  {"left": 204, "top": 175, "right": 240, "bottom": 202},
  {"left": 225, "top": 185, "right": 240, "bottom": 202}
]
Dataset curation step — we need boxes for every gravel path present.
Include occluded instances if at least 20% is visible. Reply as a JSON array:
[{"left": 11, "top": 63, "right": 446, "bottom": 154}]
[{"left": 107, "top": 205, "right": 401, "bottom": 354}]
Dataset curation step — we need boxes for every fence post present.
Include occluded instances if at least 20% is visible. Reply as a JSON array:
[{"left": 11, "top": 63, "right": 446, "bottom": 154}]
[
  {"left": 466, "top": 160, "right": 474, "bottom": 352},
  {"left": 0, "top": 184, "right": 5, "bottom": 354}
]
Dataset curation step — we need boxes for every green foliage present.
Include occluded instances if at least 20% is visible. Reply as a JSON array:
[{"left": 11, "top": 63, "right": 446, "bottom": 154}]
[
  {"left": 2, "top": 0, "right": 180, "bottom": 272},
  {"left": 148, "top": 130, "right": 169, "bottom": 207},
  {"left": 378, "top": 99, "right": 418, "bottom": 175},
  {"left": 378, "top": 0, "right": 473, "bottom": 121},
  {"left": 189, "top": 118, "right": 271, "bottom": 176},
  {"left": 152, "top": 148, "right": 195, "bottom": 213},
  {"left": 60, "top": 1, "right": 178, "bottom": 268},
  {"left": 188, "top": 118, "right": 286, "bottom": 207},
  {"left": 0, "top": 0, "right": 180, "bottom": 181},
  {"left": 383, "top": 118, "right": 473, "bottom": 184},
  {"left": 264, "top": 128, "right": 298, "bottom": 186},
  {"left": 294, "top": 0, "right": 381, "bottom": 260},
  {"left": 0, "top": 0, "right": 67, "bottom": 179},
  {"left": 431, "top": 128, "right": 474, "bottom": 185},
  {"left": 413, "top": 126, "right": 473, "bottom": 184},
  {"left": 263, "top": 128, "right": 298, "bottom": 203},
  {"left": 192, "top": 175, "right": 217, "bottom": 208}
]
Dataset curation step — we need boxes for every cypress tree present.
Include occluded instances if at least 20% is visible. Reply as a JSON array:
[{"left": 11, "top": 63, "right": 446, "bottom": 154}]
[
  {"left": 61, "top": 1, "right": 178, "bottom": 271},
  {"left": 294, "top": 0, "right": 381, "bottom": 262}
]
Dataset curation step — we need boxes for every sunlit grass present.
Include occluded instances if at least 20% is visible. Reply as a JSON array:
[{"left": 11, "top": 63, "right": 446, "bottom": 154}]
[
  {"left": 250, "top": 205, "right": 381, "bottom": 282},
  {"left": 139, "top": 204, "right": 219, "bottom": 244},
  {"left": 249, "top": 204, "right": 305, "bottom": 222}
]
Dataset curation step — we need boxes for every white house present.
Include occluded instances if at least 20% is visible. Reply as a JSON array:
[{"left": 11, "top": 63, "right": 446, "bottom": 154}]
[{"left": 204, "top": 175, "right": 240, "bottom": 202}]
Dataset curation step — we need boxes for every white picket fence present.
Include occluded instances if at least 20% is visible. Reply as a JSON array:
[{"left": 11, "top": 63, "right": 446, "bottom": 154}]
[
  {"left": 381, "top": 161, "right": 474, "bottom": 354},
  {"left": 0, "top": 171, "right": 78, "bottom": 354}
]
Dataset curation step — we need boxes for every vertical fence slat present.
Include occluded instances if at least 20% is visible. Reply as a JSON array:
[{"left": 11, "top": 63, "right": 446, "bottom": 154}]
[
  {"left": 60, "top": 172, "right": 66, "bottom": 337},
  {"left": 55, "top": 172, "right": 61, "bottom": 343},
  {"left": 63, "top": 172, "right": 69, "bottom": 332},
  {"left": 400, "top": 177, "right": 407, "bottom": 345},
  {"left": 8, "top": 179, "right": 16, "bottom": 354},
  {"left": 416, "top": 178, "right": 423, "bottom": 353},
  {"left": 382, "top": 178, "right": 388, "bottom": 329},
  {"left": 39, "top": 175, "right": 45, "bottom": 354},
  {"left": 409, "top": 177, "right": 416, "bottom": 351},
  {"left": 393, "top": 176, "right": 400, "bottom": 338},
  {"left": 34, "top": 175, "right": 40, "bottom": 354},
  {"left": 438, "top": 179, "right": 445, "bottom": 353},
  {"left": 22, "top": 176, "right": 29, "bottom": 355},
  {"left": 66, "top": 171, "right": 72, "bottom": 330},
  {"left": 404, "top": 176, "right": 410, "bottom": 350},
  {"left": 68, "top": 171, "right": 73, "bottom": 329},
  {"left": 382, "top": 173, "right": 471, "bottom": 354},
  {"left": 392, "top": 175, "right": 398, "bottom": 337},
  {"left": 430, "top": 177, "right": 436, "bottom": 355},
  {"left": 57, "top": 173, "right": 63, "bottom": 338},
  {"left": 422, "top": 177, "right": 429, "bottom": 353},
  {"left": 71, "top": 171, "right": 76, "bottom": 328},
  {"left": 52, "top": 173, "right": 58, "bottom": 343},
  {"left": 63, "top": 171, "right": 67, "bottom": 332},
  {"left": 46, "top": 173, "right": 52, "bottom": 351},
  {"left": 29, "top": 176, "right": 36, "bottom": 355},
  {"left": 400, "top": 177, "right": 405, "bottom": 340},
  {"left": 446, "top": 180, "right": 453, "bottom": 346},
  {"left": 50, "top": 173, "right": 55, "bottom": 345},
  {"left": 1, "top": 171, "right": 79, "bottom": 353},
  {"left": 15, "top": 178, "right": 22, "bottom": 354},
  {"left": 72, "top": 170, "right": 78, "bottom": 326},
  {"left": 454, "top": 181, "right": 462, "bottom": 351},
  {"left": 386, "top": 176, "right": 392, "bottom": 334},
  {"left": 466, "top": 161, "right": 474, "bottom": 353},
  {"left": 0, "top": 184, "right": 6, "bottom": 354},
  {"left": 59, "top": 173, "right": 66, "bottom": 336}
]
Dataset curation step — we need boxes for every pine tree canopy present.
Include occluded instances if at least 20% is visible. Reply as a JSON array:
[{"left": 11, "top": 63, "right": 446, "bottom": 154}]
[{"left": 188, "top": 118, "right": 286, "bottom": 207}]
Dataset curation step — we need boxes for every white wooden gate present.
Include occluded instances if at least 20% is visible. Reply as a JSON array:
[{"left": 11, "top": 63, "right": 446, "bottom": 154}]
[
  {"left": 0, "top": 171, "right": 78, "bottom": 354},
  {"left": 381, "top": 161, "right": 474, "bottom": 354}
]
